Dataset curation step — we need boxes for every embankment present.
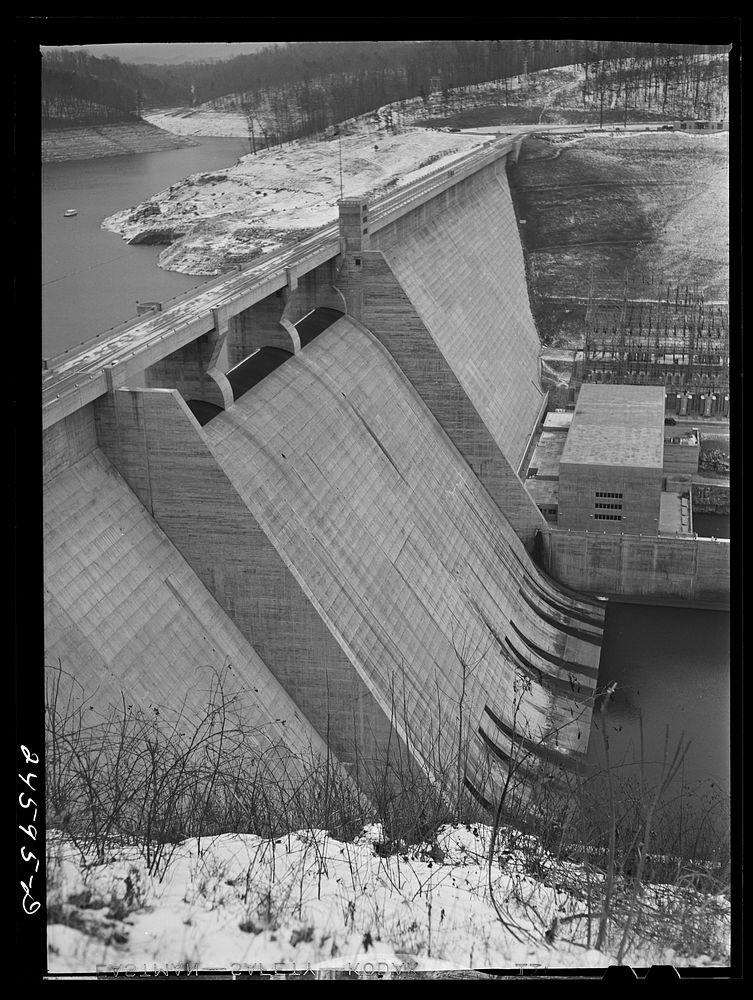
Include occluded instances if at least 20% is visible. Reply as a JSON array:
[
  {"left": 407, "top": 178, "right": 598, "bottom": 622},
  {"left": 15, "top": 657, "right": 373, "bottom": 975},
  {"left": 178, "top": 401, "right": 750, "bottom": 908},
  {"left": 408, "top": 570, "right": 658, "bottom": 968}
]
[
  {"left": 42, "top": 120, "right": 197, "bottom": 163},
  {"left": 508, "top": 131, "right": 729, "bottom": 346},
  {"left": 539, "top": 527, "right": 730, "bottom": 608}
]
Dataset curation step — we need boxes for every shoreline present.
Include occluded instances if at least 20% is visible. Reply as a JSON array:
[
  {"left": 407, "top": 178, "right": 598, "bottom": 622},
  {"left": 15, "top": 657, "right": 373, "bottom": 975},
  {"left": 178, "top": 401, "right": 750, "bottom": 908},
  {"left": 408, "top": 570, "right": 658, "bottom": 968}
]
[{"left": 42, "top": 120, "right": 198, "bottom": 164}]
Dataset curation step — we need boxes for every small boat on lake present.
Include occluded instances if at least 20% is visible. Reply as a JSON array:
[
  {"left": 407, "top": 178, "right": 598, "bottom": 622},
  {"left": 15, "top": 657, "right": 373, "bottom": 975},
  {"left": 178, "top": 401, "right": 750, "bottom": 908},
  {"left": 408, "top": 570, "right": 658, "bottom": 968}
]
[{"left": 64, "top": 209, "right": 78, "bottom": 218}]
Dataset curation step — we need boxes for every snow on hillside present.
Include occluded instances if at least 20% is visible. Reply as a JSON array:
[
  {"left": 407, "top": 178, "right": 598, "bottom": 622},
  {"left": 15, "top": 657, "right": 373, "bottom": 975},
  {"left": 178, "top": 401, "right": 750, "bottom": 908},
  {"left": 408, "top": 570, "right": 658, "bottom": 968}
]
[
  {"left": 145, "top": 53, "right": 728, "bottom": 143},
  {"left": 146, "top": 107, "right": 252, "bottom": 138},
  {"left": 107, "top": 56, "right": 726, "bottom": 277},
  {"left": 103, "top": 125, "right": 490, "bottom": 275},
  {"left": 47, "top": 823, "right": 729, "bottom": 974}
]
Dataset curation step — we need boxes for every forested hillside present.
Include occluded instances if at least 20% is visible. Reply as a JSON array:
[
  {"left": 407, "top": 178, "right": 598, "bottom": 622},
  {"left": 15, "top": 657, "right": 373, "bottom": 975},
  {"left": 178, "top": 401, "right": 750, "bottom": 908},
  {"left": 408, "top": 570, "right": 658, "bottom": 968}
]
[
  {"left": 41, "top": 48, "right": 189, "bottom": 126},
  {"left": 42, "top": 40, "right": 729, "bottom": 133}
]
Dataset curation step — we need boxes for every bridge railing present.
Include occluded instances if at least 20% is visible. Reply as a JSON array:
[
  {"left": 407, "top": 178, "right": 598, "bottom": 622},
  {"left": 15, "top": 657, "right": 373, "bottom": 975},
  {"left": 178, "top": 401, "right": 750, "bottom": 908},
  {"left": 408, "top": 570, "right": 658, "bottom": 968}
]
[{"left": 42, "top": 268, "right": 242, "bottom": 371}]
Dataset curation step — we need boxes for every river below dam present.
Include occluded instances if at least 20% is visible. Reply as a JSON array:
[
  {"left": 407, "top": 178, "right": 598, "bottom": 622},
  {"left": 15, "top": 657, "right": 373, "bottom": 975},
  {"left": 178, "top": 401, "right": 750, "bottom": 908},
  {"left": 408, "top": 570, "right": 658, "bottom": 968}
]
[
  {"left": 587, "top": 602, "right": 730, "bottom": 795},
  {"left": 42, "top": 135, "right": 251, "bottom": 359}
]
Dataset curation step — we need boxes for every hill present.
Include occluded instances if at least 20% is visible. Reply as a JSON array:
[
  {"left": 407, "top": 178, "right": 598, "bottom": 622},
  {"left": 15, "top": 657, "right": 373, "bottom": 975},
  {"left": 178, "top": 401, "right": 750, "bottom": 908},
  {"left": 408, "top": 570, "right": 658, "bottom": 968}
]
[
  {"left": 102, "top": 55, "right": 728, "bottom": 300},
  {"left": 509, "top": 129, "right": 729, "bottom": 347},
  {"left": 41, "top": 48, "right": 191, "bottom": 127}
]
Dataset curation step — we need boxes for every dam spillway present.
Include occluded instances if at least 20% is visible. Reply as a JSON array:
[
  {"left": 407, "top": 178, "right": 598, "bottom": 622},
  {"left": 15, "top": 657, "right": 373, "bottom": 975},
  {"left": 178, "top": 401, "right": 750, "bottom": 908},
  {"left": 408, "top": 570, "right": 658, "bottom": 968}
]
[
  {"left": 43, "top": 137, "right": 605, "bottom": 808},
  {"left": 42, "top": 447, "right": 334, "bottom": 785}
]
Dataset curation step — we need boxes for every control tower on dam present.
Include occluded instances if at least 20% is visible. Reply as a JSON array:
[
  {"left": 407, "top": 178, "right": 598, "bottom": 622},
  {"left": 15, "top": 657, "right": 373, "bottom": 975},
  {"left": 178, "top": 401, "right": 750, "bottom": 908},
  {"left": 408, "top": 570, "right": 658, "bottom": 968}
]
[{"left": 42, "top": 136, "right": 605, "bottom": 809}]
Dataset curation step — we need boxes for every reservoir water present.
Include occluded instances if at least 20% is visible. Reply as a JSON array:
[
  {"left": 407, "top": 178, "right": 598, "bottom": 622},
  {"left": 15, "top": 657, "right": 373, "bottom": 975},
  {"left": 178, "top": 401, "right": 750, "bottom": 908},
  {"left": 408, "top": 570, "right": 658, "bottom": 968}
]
[{"left": 42, "top": 135, "right": 251, "bottom": 359}]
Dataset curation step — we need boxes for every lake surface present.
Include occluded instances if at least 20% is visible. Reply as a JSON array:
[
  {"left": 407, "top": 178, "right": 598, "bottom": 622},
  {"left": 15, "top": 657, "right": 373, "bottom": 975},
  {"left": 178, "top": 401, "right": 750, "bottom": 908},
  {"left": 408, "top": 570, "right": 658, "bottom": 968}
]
[
  {"left": 588, "top": 602, "right": 730, "bottom": 793},
  {"left": 42, "top": 136, "right": 251, "bottom": 359}
]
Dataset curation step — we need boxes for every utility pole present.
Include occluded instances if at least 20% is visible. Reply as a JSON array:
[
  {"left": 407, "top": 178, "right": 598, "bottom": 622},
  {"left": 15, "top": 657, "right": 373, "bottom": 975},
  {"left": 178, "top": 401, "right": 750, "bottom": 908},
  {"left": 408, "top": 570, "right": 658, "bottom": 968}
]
[{"left": 335, "top": 126, "right": 344, "bottom": 200}]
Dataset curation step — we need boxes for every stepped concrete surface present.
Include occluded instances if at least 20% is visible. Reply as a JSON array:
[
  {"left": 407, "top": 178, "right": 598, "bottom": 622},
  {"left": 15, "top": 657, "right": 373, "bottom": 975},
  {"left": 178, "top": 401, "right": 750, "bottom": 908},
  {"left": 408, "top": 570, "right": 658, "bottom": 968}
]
[
  {"left": 200, "top": 317, "right": 603, "bottom": 797},
  {"left": 43, "top": 448, "right": 334, "bottom": 780},
  {"left": 375, "top": 169, "right": 545, "bottom": 474}
]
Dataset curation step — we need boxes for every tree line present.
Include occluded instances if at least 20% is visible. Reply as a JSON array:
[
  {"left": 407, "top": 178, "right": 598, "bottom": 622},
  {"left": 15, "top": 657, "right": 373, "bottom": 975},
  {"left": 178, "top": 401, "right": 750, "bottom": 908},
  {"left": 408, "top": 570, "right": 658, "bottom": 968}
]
[
  {"left": 41, "top": 40, "right": 729, "bottom": 131},
  {"left": 580, "top": 44, "right": 729, "bottom": 124},
  {"left": 41, "top": 48, "right": 189, "bottom": 126}
]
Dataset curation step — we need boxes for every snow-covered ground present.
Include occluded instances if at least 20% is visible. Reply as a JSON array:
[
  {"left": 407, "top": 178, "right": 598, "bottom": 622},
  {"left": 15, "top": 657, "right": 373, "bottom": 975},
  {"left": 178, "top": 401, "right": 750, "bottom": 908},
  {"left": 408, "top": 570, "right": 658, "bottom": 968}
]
[
  {"left": 103, "top": 56, "right": 726, "bottom": 277},
  {"left": 103, "top": 124, "right": 490, "bottom": 275},
  {"left": 47, "top": 823, "right": 729, "bottom": 975}
]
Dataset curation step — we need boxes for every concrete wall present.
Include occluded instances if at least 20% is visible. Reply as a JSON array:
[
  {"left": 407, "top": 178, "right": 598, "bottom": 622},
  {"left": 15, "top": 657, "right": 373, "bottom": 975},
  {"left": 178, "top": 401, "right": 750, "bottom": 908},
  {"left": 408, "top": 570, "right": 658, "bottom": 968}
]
[
  {"left": 540, "top": 527, "right": 730, "bottom": 607},
  {"left": 558, "top": 463, "right": 663, "bottom": 534},
  {"left": 336, "top": 251, "right": 546, "bottom": 549},
  {"left": 203, "top": 319, "right": 603, "bottom": 801},
  {"left": 43, "top": 447, "right": 339, "bottom": 785},
  {"left": 143, "top": 331, "right": 229, "bottom": 409},
  {"left": 43, "top": 402, "right": 98, "bottom": 482},
  {"left": 365, "top": 162, "right": 546, "bottom": 474},
  {"left": 226, "top": 292, "right": 296, "bottom": 368},
  {"left": 93, "top": 384, "right": 399, "bottom": 776},
  {"left": 663, "top": 439, "right": 700, "bottom": 474},
  {"left": 86, "top": 317, "right": 604, "bottom": 804},
  {"left": 333, "top": 159, "right": 549, "bottom": 550},
  {"left": 281, "top": 262, "right": 345, "bottom": 326}
]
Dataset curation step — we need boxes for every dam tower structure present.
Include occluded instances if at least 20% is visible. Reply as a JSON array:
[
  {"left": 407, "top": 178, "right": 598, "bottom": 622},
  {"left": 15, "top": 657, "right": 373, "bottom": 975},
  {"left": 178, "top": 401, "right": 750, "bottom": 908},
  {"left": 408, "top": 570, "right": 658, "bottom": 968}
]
[{"left": 43, "top": 135, "right": 604, "bottom": 810}]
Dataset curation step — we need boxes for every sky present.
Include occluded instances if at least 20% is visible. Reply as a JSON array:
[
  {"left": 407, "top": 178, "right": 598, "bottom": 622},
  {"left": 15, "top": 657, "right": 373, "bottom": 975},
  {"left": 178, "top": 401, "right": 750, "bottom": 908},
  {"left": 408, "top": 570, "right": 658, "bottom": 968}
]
[{"left": 39, "top": 42, "right": 281, "bottom": 65}]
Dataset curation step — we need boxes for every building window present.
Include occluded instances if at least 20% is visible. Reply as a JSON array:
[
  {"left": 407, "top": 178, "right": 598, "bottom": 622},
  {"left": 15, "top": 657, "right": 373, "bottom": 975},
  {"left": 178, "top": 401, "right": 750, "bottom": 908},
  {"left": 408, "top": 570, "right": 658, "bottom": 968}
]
[
  {"left": 595, "top": 491, "right": 623, "bottom": 499},
  {"left": 595, "top": 502, "right": 623, "bottom": 510},
  {"left": 594, "top": 513, "right": 623, "bottom": 521},
  {"left": 354, "top": 257, "right": 361, "bottom": 267}
]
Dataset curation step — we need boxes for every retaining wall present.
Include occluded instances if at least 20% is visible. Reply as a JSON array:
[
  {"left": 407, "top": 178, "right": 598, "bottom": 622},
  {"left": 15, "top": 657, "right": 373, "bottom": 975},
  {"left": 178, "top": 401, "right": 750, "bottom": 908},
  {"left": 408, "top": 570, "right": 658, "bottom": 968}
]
[{"left": 540, "top": 527, "right": 730, "bottom": 607}]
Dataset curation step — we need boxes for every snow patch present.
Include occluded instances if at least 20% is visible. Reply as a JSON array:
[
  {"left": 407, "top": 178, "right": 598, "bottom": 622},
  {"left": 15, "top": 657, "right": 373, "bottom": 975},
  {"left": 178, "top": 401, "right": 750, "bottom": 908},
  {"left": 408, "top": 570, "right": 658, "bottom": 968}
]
[{"left": 47, "top": 825, "right": 729, "bottom": 974}]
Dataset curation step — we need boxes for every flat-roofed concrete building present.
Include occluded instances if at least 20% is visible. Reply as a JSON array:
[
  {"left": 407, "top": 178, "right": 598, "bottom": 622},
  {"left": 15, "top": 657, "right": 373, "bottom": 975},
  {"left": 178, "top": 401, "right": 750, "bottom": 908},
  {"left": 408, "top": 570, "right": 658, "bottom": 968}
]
[{"left": 557, "top": 384, "right": 665, "bottom": 534}]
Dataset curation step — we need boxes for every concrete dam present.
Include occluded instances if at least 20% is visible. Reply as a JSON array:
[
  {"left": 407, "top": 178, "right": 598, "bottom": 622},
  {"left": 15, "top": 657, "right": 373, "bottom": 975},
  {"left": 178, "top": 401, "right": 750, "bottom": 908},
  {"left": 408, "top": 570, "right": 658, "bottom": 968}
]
[{"left": 43, "top": 136, "right": 605, "bottom": 807}]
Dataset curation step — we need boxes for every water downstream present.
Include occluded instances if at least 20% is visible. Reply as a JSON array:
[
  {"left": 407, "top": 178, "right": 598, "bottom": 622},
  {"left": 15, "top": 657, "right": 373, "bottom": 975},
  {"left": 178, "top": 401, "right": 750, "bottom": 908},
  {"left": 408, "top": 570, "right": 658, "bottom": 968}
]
[
  {"left": 42, "top": 135, "right": 250, "bottom": 359},
  {"left": 588, "top": 602, "right": 730, "bottom": 793}
]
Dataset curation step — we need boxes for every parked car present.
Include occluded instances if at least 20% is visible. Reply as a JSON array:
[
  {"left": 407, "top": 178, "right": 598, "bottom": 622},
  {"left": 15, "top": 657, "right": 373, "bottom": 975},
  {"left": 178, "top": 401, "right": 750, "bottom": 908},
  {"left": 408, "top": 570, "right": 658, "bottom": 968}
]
[{"left": 664, "top": 417, "right": 677, "bottom": 426}]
